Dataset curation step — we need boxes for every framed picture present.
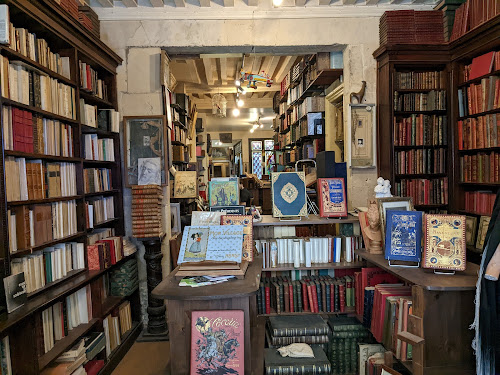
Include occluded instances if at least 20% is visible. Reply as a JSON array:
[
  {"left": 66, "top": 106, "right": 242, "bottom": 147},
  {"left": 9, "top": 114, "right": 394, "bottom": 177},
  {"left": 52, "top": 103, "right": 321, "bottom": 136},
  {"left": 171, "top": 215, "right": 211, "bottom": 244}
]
[
  {"left": 476, "top": 216, "right": 491, "bottom": 250},
  {"left": 376, "top": 197, "right": 413, "bottom": 242},
  {"left": 170, "top": 202, "right": 181, "bottom": 234},
  {"left": 465, "top": 215, "right": 478, "bottom": 247},
  {"left": 348, "top": 104, "right": 376, "bottom": 168},
  {"left": 211, "top": 147, "right": 231, "bottom": 161},
  {"left": 174, "top": 171, "right": 198, "bottom": 198},
  {"left": 124, "top": 116, "right": 167, "bottom": 187}
]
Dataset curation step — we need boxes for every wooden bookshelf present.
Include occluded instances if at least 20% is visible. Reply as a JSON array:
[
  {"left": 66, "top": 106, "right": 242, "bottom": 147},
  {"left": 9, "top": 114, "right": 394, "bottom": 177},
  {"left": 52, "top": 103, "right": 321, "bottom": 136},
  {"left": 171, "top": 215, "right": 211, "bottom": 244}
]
[
  {"left": 262, "top": 261, "right": 365, "bottom": 272},
  {"left": 253, "top": 214, "right": 358, "bottom": 226},
  {"left": 260, "top": 307, "right": 356, "bottom": 317}
]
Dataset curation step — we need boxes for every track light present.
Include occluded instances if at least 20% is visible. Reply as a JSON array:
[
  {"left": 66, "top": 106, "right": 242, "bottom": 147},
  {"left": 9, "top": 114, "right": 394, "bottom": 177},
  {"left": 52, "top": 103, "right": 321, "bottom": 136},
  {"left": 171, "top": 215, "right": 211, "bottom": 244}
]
[
  {"left": 232, "top": 108, "right": 240, "bottom": 116},
  {"left": 240, "top": 88, "right": 247, "bottom": 95},
  {"left": 259, "top": 123, "right": 264, "bottom": 128},
  {"left": 237, "top": 98, "right": 244, "bottom": 107},
  {"left": 250, "top": 128, "right": 254, "bottom": 133},
  {"left": 273, "top": 0, "right": 282, "bottom": 6},
  {"left": 235, "top": 79, "right": 241, "bottom": 87}
]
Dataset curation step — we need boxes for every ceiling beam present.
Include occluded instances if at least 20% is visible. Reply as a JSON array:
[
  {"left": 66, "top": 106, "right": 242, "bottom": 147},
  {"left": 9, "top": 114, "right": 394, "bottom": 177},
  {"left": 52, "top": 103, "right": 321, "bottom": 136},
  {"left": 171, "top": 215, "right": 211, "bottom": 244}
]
[
  {"left": 274, "top": 56, "right": 296, "bottom": 83},
  {"left": 203, "top": 58, "right": 215, "bottom": 85},
  {"left": 223, "top": 0, "right": 234, "bottom": 6},
  {"left": 192, "top": 97, "right": 273, "bottom": 110},
  {"left": 247, "top": 0, "right": 258, "bottom": 5},
  {"left": 342, "top": 0, "right": 356, "bottom": 4},
  {"left": 295, "top": 0, "right": 306, "bottom": 5},
  {"left": 261, "top": 55, "right": 280, "bottom": 80},
  {"left": 220, "top": 58, "right": 228, "bottom": 83},
  {"left": 252, "top": 56, "right": 263, "bottom": 74},
  {"left": 242, "top": 56, "right": 253, "bottom": 73},
  {"left": 365, "top": 0, "right": 379, "bottom": 3},
  {"left": 188, "top": 59, "right": 202, "bottom": 84},
  {"left": 149, "top": 0, "right": 164, "bottom": 6},
  {"left": 173, "top": 0, "right": 186, "bottom": 7},
  {"left": 199, "top": 0, "right": 211, "bottom": 6},
  {"left": 96, "top": 0, "right": 114, "bottom": 7},
  {"left": 319, "top": 0, "right": 330, "bottom": 5}
]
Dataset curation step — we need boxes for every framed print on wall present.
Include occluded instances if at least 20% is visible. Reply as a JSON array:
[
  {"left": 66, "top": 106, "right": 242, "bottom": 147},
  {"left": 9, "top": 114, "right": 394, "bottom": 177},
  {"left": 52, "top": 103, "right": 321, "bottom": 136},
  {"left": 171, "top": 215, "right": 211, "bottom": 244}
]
[
  {"left": 124, "top": 116, "right": 167, "bottom": 187},
  {"left": 348, "top": 104, "right": 376, "bottom": 168}
]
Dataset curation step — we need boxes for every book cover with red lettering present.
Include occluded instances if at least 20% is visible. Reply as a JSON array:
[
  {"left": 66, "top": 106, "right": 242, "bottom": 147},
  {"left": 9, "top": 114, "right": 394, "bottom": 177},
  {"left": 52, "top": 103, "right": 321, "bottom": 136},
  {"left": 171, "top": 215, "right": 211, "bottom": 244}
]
[{"left": 191, "top": 310, "right": 244, "bottom": 375}]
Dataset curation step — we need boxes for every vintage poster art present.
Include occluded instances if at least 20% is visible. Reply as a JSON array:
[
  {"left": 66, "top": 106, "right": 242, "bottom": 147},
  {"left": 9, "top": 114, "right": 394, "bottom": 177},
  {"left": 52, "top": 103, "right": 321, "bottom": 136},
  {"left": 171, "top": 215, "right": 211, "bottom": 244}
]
[
  {"left": 318, "top": 178, "right": 347, "bottom": 217},
  {"left": 465, "top": 215, "right": 478, "bottom": 247},
  {"left": 174, "top": 171, "right": 198, "bottom": 198},
  {"left": 209, "top": 179, "right": 239, "bottom": 207},
  {"left": 124, "top": 116, "right": 167, "bottom": 186},
  {"left": 476, "top": 216, "right": 491, "bottom": 250},
  {"left": 271, "top": 172, "right": 307, "bottom": 218},
  {"left": 384, "top": 210, "right": 423, "bottom": 263},
  {"left": 191, "top": 310, "right": 244, "bottom": 375},
  {"left": 221, "top": 215, "right": 253, "bottom": 262},
  {"left": 423, "top": 214, "right": 466, "bottom": 271},
  {"left": 178, "top": 226, "right": 210, "bottom": 264}
]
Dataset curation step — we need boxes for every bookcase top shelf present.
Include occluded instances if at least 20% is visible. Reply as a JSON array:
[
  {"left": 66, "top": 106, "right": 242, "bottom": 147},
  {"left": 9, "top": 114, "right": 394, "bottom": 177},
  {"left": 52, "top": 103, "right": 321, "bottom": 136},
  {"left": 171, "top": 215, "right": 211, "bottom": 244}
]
[
  {"left": 262, "top": 261, "right": 365, "bottom": 272},
  {"left": 253, "top": 214, "right": 358, "bottom": 226},
  {"left": 355, "top": 249, "right": 479, "bottom": 291}
]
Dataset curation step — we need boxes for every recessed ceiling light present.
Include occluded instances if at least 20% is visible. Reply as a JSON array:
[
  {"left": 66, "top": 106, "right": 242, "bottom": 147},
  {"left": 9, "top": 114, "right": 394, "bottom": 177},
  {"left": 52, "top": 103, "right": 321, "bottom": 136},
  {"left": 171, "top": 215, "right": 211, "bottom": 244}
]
[{"left": 232, "top": 108, "right": 240, "bottom": 116}]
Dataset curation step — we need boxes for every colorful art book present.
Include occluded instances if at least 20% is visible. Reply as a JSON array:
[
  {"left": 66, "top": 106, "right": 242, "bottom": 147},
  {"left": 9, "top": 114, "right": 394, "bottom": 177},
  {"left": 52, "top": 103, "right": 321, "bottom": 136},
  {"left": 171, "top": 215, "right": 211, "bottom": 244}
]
[
  {"left": 423, "top": 214, "right": 466, "bottom": 271},
  {"left": 191, "top": 310, "right": 244, "bottom": 375},
  {"left": 209, "top": 178, "right": 239, "bottom": 207},
  {"left": 174, "top": 171, "right": 197, "bottom": 198},
  {"left": 221, "top": 215, "right": 253, "bottom": 262},
  {"left": 177, "top": 225, "right": 244, "bottom": 264},
  {"left": 271, "top": 172, "right": 307, "bottom": 218},
  {"left": 384, "top": 211, "right": 423, "bottom": 263},
  {"left": 318, "top": 178, "right": 347, "bottom": 217}
]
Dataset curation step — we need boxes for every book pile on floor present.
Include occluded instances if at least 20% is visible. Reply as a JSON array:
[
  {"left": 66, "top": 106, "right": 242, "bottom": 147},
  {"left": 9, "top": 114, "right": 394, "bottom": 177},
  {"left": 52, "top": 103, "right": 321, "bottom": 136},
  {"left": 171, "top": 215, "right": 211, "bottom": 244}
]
[
  {"left": 131, "top": 185, "right": 163, "bottom": 238},
  {"left": 109, "top": 259, "right": 138, "bottom": 297}
]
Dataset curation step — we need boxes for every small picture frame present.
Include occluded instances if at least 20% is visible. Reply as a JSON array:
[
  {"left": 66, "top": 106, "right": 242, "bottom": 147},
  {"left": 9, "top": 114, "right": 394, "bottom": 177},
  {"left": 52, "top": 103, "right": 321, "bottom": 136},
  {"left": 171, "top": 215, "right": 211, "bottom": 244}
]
[
  {"left": 170, "top": 202, "right": 181, "bottom": 234},
  {"left": 124, "top": 116, "right": 167, "bottom": 187},
  {"left": 376, "top": 197, "right": 414, "bottom": 242},
  {"left": 465, "top": 215, "right": 478, "bottom": 247}
]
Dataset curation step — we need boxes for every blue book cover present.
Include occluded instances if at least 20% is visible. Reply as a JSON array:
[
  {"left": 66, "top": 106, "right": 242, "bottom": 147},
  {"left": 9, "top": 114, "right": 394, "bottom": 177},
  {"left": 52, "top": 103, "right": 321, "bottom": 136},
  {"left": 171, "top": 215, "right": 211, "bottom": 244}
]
[
  {"left": 271, "top": 172, "right": 307, "bottom": 218},
  {"left": 384, "top": 210, "right": 423, "bottom": 262}
]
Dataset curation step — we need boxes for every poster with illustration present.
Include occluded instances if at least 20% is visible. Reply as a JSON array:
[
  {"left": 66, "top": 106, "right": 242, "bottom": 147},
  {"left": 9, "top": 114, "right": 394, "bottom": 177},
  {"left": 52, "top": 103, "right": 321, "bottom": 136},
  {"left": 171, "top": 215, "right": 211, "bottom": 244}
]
[
  {"left": 209, "top": 178, "right": 239, "bottom": 207},
  {"left": 178, "top": 226, "right": 210, "bottom": 263},
  {"left": 190, "top": 310, "right": 244, "bottom": 375}
]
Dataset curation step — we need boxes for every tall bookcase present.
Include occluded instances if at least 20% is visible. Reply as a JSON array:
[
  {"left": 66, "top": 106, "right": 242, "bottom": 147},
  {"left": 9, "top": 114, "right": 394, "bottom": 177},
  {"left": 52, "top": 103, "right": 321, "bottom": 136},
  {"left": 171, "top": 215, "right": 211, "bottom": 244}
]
[
  {"left": 0, "top": 0, "right": 142, "bottom": 373},
  {"left": 374, "top": 45, "right": 452, "bottom": 213}
]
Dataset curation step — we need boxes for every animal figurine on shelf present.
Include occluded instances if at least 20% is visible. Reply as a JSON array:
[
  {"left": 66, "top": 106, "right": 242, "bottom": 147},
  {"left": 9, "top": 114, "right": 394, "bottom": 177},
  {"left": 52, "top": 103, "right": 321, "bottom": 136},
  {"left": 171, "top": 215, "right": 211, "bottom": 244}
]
[{"left": 350, "top": 81, "right": 366, "bottom": 104}]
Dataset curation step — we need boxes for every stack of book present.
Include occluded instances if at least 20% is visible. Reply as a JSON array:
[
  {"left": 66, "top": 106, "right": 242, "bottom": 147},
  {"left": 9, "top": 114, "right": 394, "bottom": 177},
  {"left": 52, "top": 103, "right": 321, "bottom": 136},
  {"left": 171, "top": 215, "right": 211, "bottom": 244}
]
[
  {"left": 110, "top": 259, "right": 138, "bottom": 296},
  {"left": 87, "top": 228, "right": 115, "bottom": 245},
  {"left": 460, "top": 152, "right": 499, "bottom": 183},
  {"left": 264, "top": 345, "right": 331, "bottom": 375},
  {"left": 328, "top": 316, "right": 371, "bottom": 375},
  {"left": 87, "top": 236, "right": 124, "bottom": 271},
  {"left": 83, "top": 134, "right": 115, "bottom": 161},
  {"left": 42, "top": 339, "right": 87, "bottom": 375},
  {"left": 84, "top": 168, "right": 112, "bottom": 193},
  {"left": 131, "top": 185, "right": 163, "bottom": 238},
  {"left": 395, "top": 148, "right": 446, "bottom": 175},
  {"left": 394, "top": 71, "right": 446, "bottom": 90},
  {"left": 257, "top": 274, "right": 357, "bottom": 315},
  {"left": 83, "top": 332, "right": 106, "bottom": 363},
  {"left": 394, "top": 90, "right": 446, "bottom": 112},
  {"left": 379, "top": 10, "right": 444, "bottom": 46},
  {"left": 450, "top": 0, "right": 500, "bottom": 41},
  {"left": 393, "top": 115, "right": 447, "bottom": 146},
  {"left": 60, "top": 0, "right": 79, "bottom": 20},
  {"left": 1, "top": 106, "right": 74, "bottom": 156},
  {"left": 464, "top": 191, "right": 496, "bottom": 215},
  {"left": 266, "top": 314, "right": 330, "bottom": 347},
  {"left": 40, "top": 285, "right": 92, "bottom": 354},
  {"left": 78, "top": 5, "right": 100, "bottom": 39}
]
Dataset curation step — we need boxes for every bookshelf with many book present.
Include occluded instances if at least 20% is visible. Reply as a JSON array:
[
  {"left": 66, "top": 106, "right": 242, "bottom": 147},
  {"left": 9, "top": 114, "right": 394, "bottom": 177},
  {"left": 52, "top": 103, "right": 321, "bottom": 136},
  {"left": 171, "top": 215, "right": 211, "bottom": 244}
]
[{"left": 0, "top": 0, "right": 141, "bottom": 374}]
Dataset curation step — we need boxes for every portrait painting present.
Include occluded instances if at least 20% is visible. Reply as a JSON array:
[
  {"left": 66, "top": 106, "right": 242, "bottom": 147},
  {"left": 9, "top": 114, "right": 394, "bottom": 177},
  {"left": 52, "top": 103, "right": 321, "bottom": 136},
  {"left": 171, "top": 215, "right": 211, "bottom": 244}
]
[{"left": 138, "top": 157, "right": 161, "bottom": 185}]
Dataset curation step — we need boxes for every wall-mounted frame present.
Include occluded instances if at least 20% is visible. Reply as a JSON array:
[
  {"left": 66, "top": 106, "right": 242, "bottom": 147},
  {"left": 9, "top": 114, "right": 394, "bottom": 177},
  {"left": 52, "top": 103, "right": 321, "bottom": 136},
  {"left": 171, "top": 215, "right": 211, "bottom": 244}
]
[
  {"left": 347, "top": 103, "right": 376, "bottom": 169},
  {"left": 124, "top": 115, "right": 168, "bottom": 187}
]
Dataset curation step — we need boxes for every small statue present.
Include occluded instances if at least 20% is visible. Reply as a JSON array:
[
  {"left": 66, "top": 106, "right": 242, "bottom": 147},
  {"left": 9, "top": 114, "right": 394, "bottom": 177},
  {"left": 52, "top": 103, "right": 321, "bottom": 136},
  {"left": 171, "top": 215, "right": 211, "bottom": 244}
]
[
  {"left": 364, "top": 200, "right": 383, "bottom": 254},
  {"left": 374, "top": 177, "right": 392, "bottom": 198},
  {"left": 350, "top": 81, "right": 366, "bottom": 104}
]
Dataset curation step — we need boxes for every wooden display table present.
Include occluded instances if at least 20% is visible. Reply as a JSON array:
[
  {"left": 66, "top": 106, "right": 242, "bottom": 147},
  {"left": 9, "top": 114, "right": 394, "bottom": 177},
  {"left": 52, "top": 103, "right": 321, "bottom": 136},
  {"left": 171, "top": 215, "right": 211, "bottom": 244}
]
[{"left": 152, "top": 258, "right": 262, "bottom": 375}]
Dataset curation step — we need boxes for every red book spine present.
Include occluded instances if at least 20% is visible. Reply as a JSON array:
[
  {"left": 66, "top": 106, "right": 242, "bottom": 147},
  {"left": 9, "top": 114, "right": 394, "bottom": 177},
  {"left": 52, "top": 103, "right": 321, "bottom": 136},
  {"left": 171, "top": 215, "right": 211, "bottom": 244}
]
[
  {"left": 307, "top": 284, "right": 315, "bottom": 313},
  {"left": 330, "top": 283, "right": 335, "bottom": 313},
  {"left": 311, "top": 283, "right": 319, "bottom": 313},
  {"left": 289, "top": 284, "right": 294, "bottom": 313},
  {"left": 301, "top": 281, "right": 309, "bottom": 312},
  {"left": 339, "top": 284, "right": 346, "bottom": 313},
  {"left": 265, "top": 285, "right": 271, "bottom": 315}
]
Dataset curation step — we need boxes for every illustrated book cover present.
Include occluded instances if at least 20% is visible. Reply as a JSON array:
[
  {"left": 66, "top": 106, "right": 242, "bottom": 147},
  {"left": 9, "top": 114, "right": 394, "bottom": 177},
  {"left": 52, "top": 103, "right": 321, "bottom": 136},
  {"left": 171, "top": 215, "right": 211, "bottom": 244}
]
[
  {"left": 476, "top": 216, "right": 491, "bottom": 250},
  {"left": 209, "top": 178, "right": 239, "bottom": 207},
  {"left": 178, "top": 226, "right": 244, "bottom": 264},
  {"left": 384, "top": 211, "right": 423, "bottom": 263},
  {"left": 191, "top": 310, "right": 244, "bottom": 375},
  {"left": 271, "top": 172, "right": 307, "bottom": 218},
  {"left": 423, "top": 214, "right": 466, "bottom": 271},
  {"left": 3, "top": 272, "right": 27, "bottom": 313},
  {"left": 174, "top": 171, "right": 197, "bottom": 198},
  {"left": 465, "top": 215, "right": 478, "bottom": 247},
  {"left": 318, "top": 178, "right": 347, "bottom": 217},
  {"left": 221, "top": 215, "right": 253, "bottom": 262}
]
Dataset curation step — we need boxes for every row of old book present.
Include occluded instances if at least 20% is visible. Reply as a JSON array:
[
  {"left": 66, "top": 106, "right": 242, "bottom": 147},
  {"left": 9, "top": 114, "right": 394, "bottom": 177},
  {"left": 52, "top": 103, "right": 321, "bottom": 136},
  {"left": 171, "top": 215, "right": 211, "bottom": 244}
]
[
  {"left": 457, "top": 115, "right": 499, "bottom": 150},
  {"left": 463, "top": 51, "right": 500, "bottom": 82},
  {"left": 131, "top": 185, "right": 163, "bottom": 238},
  {"left": 87, "top": 236, "right": 124, "bottom": 271},
  {"left": 85, "top": 196, "right": 115, "bottom": 228},
  {"left": 464, "top": 191, "right": 496, "bottom": 215},
  {"left": 79, "top": 61, "right": 109, "bottom": 101},
  {"left": 5, "top": 158, "right": 77, "bottom": 202},
  {"left": 103, "top": 302, "right": 133, "bottom": 357},
  {"left": 81, "top": 104, "right": 120, "bottom": 133},
  {"left": 393, "top": 114, "right": 447, "bottom": 146},
  {"left": 256, "top": 235, "right": 363, "bottom": 269},
  {"left": 289, "top": 97, "right": 325, "bottom": 124},
  {"left": 254, "top": 222, "right": 358, "bottom": 240},
  {"left": 394, "top": 148, "right": 446, "bottom": 175},
  {"left": 41, "top": 285, "right": 92, "bottom": 354},
  {"left": 451, "top": 0, "right": 500, "bottom": 42},
  {"left": 394, "top": 177, "right": 448, "bottom": 206},
  {"left": 80, "top": 99, "right": 98, "bottom": 128},
  {"left": 83, "top": 134, "right": 115, "bottom": 161},
  {"left": 0, "top": 6, "right": 71, "bottom": 79},
  {"left": 460, "top": 152, "right": 499, "bottom": 183},
  {"left": 458, "top": 78, "right": 500, "bottom": 117},
  {"left": 83, "top": 168, "right": 112, "bottom": 194},
  {"left": 393, "top": 90, "right": 446, "bottom": 112},
  {"left": 2, "top": 106, "right": 74, "bottom": 156},
  {"left": 7, "top": 201, "right": 78, "bottom": 252},
  {"left": 0, "top": 336, "right": 12, "bottom": 375},
  {"left": 11, "top": 241, "right": 85, "bottom": 294},
  {"left": 394, "top": 70, "right": 446, "bottom": 90},
  {"left": 171, "top": 122, "right": 187, "bottom": 144},
  {"left": 379, "top": 10, "right": 444, "bottom": 45},
  {"left": 257, "top": 274, "right": 356, "bottom": 315},
  {"left": 0, "top": 57, "right": 77, "bottom": 119}
]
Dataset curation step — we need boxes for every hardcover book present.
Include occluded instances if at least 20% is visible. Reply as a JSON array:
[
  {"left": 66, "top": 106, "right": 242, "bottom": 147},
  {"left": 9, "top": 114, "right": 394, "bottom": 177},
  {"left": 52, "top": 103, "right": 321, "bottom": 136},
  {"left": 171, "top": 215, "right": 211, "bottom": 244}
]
[
  {"left": 268, "top": 314, "right": 329, "bottom": 337},
  {"left": 264, "top": 346, "right": 331, "bottom": 375},
  {"left": 209, "top": 178, "right": 239, "bottom": 207},
  {"left": 384, "top": 211, "right": 423, "bottom": 263},
  {"left": 271, "top": 172, "right": 307, "bottom": 218},
  {"left": 191, "top": 310, "right": 244, "bottom": 375},
  {"left": 318, "top": 178, "right": 347, "bottom": 217},
  {"left": 221, "top": 215, "right": 253, "bottom": 262},
  {"left": 423, "top": 214, "right": 466, "bottom": 271},
  {"left": 3, "top": 272, "right": 27, "bottom": 313},
  {"left": 465, "top": 215, "right": 478, "bottom": 247},
  {"left": 177, "top": 226, "right": 244, "bottom": 264},
  {"left": 476, "top": 216, "right": 491, "bottom": 250}
]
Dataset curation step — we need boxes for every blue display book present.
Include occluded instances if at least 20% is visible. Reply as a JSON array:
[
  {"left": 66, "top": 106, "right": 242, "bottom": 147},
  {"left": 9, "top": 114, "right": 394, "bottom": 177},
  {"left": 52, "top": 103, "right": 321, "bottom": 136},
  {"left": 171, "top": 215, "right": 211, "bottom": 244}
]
[
  {"left": 271, "top": 172, "right": 307, "bottom": 218},
  {"left": 384, "top": 210, "right": 423, "bottom": 263}
]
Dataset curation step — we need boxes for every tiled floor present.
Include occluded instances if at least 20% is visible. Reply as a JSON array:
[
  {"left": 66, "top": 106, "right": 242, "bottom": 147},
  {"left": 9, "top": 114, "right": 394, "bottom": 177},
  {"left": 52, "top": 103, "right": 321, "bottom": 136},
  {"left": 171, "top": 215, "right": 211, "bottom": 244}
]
[{"left": 111, "top": 341, "right": 170, "bottom": 375}]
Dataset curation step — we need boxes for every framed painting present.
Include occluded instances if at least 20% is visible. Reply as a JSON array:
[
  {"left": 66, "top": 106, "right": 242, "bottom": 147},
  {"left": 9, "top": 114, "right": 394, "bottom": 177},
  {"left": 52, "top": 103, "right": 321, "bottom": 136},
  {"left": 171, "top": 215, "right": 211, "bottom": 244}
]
[
  {"left": 376, "top": 197, "right": 413, "bottom": 242},
  {"left": 348, "top": 104, "right": 376, "bottom": 168},
  {"left": 211, "top": 147, "right": 231, "bottom": 161},
  {"left": 124, "top": 116, "right": 167, "bottom": 187},
  {"left": 174, "top": 171, "right": 198, "bottom": 198}
]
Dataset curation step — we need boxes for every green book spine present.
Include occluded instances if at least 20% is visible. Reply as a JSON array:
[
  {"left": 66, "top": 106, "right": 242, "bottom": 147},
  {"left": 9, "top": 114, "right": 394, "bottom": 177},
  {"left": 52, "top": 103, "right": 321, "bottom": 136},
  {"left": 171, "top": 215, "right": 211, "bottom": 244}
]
[
  {"left": 331, "top": 331, "right": 369, "bottom": 338},
  {"left": 338, "top": 338, "right": 345, "bottom": 375},
  {"left": 408, "top": 344, "right": 413, "bottom": 360},
  {"left": 344, "top": 338, "right": 351, "bottom": 374},
  {"left": 351, "top": 337, "right": 358, "bottom": 375},
  {"left": 331, "top": 324, "right": 366, "bottom": 332},
  {"left": 330, "top": 338, "right": 338, "bottom": 375}
]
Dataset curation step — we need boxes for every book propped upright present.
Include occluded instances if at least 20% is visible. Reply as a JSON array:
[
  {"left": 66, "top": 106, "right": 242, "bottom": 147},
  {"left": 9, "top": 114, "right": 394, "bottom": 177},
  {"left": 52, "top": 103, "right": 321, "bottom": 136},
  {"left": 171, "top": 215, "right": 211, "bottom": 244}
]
[
  {"left": 384, "top": 211, "right": 423, "bottom": 267},
  {"left": 468, "top": 51, "right": 495, "bottom": 80},
  {"left": 3, "top": 272, "right": 27, "bottom": 313}
]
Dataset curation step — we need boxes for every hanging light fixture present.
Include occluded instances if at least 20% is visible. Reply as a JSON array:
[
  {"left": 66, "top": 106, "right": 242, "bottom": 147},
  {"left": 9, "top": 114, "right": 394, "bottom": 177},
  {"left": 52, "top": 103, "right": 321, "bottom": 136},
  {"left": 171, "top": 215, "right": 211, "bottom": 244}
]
[
  {"left": 237, "top": 98, "right": 244, "bottom": 107},
  {"left": 212, "top": 92, "right": 227, "bottom": 118},
  {"left": 232, "top": 108, "right": 240, "bottom": 117}
]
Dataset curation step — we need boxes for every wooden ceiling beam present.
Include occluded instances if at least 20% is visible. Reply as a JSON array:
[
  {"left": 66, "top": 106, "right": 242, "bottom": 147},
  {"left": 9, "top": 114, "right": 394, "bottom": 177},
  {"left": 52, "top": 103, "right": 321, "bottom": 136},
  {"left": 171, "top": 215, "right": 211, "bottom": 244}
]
[
  {"left": 319, "top": 0, "right": 330, "bottom": 5},
  {"left": 365, "top": 0, "right": 379, "bottom": 3},
  {"left": 295, "top": 0, "right": 306, "bottom": 5},
  {"left": 220, "top": 58, "right": 228, "bottom": 83},
  {"left": 96, "top": 0, "right": 114, "bottom": 7},
  {"left": 185, "top": 83, "right": 278, "bottom": 94},
  {"left": 173, "top": 0, "right": 186, "bottom": 7},
  {"left": 188, "top": 59, "right": 202, "bottom": 84},
  {"left": 223, "top": 0, "right": 234, "bottom": 6},
  {"left": 261, "top": 55, "right": 280, "bottom": 80},
  {"left": 247, "top": 0, "right": 258, "bottom": 5},
  {"left": 274, "top": 56, "right": 296, "bottom": 83},
  {"left": 192, "top": 97, "right": 273, "bottom": 110},
  {"left": 149, "top": 0, "right": 164, "bottom": 6},
  {"left": 203, "top": 58, "right": 215, "bottom": 85},
  {"left": 252, "top": 56, "right": 263, "bottom": 74},
  {"left": 199, "top": 0, "right": 211, "bottom": 6}
]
